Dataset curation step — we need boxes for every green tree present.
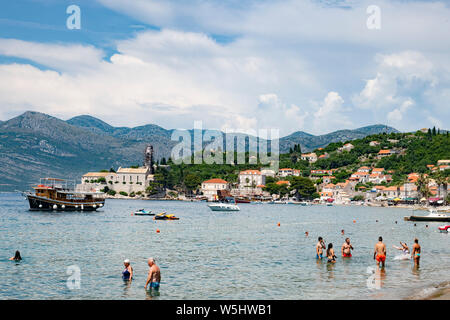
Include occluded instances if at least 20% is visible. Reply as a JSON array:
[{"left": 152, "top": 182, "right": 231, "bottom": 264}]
[{"left": 289, "top": 176, "right": 317, "bottom": 200}]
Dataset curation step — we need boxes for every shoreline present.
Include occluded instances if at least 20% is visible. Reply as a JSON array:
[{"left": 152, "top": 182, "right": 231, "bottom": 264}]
[{"left": 406, "top": 281, "right": 450, "bottom": 300}]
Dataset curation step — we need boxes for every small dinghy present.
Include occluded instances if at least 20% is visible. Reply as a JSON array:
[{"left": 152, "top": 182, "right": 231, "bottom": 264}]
[
  {"left": 133, "top": 209, "right": 154, "bottom": 216},
  {"left": 438, "top": 225, "right": 450, "bottom": 233}
]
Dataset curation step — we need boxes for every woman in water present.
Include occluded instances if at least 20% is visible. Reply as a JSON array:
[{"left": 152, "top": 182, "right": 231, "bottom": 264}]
[
  {"left": 393, "top": 242, "right": 410, "bottom": 255},
  {"left": 327, "top": 243, "right": 336, "bottom": 263},
  {"left": 9, "top": 250, "right": 22, "bottom": 261},
  {"left": 122, "top": 259, "right": 133, "bottom": 281}
]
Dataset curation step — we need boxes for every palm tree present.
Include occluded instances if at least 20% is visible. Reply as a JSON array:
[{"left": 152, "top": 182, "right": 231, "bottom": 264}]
[
  {"left": 415, "top": 174, "right": 431, "bottom": 199},
  {"left": 434, "top": 171, "right": 448, "bottom": 199}
]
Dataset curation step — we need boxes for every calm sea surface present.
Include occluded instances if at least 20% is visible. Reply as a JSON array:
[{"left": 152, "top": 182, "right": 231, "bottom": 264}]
[{"left": 0, "top": 192, "right": 449, "bottom": 300}]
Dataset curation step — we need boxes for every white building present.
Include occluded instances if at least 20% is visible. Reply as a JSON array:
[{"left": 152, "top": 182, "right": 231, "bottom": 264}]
[
  {"left": 201, "top": 179, "right": 230, "bottom": 201},
  {"left": 301, "top": 153, "right": 318, "bottom": 163},
  {"left": 238, "top": 170, "right": 265, "bottom": 195}
]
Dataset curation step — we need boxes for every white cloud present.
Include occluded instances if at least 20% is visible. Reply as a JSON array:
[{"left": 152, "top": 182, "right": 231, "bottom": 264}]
[
  {"left": 0, "top": 39, "right": 104, "bottom": 73},
  {"left": 0, "top": 0, "right": 450, "bottom": 134},
  {"left": 312, "top": 91, "right": 351, "bottom": 132}
]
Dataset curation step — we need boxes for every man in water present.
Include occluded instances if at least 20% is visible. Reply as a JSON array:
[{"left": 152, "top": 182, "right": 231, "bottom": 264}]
[
  {"left": 341, "top": 238, "right": 354, "bottom": 257},
  {"left": 373, "top": 236, "right": 386, "bottom": 268},
  {"left": 316, "top": 237, "right": 326, "bottom": 260},
  {"left": 145, "top": 257, "right": 161, "bottom": 290},
  {"left": 412, "top": 238, "right": 421, "bottom": 267}
]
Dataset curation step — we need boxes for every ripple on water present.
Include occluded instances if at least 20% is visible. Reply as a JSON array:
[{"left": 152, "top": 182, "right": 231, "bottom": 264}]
[{"left": 0, "top": 194, "right": 449, "bottom": 299}]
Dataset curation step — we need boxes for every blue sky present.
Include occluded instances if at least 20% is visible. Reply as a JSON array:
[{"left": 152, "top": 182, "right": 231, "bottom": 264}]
[{"left": 0, "top": 0, "right": 449, "bottom": 136}]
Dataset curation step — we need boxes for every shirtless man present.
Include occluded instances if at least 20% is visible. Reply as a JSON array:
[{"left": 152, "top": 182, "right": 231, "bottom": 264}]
[
  {"left": 373, "top": 236, "right": 386, "bottom": 268},
  {"left": 411, "top": 238, "right": 421, "bottom": 267},
  {"left": 145, "top": 257, "right": 161, "bottom": 290},
  {"left": 316, "top": 237, "right": 326, "bottom": 260},
  {"left": 341, "top": 238, "right": 354, "bottom": 257}
]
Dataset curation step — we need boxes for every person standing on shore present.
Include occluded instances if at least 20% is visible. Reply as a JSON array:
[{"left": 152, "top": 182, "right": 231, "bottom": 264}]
[
  {"left": 145, "top": 257, "right": 161, "bottom": 290},
  {"left": 316, "top": 237, "right": 326, "bottom": 260},
  {"left": 412, "top": 238, "right": 421, "bottom": 268},
  {"left": 122, "top": 259, "right": 133, "bottom": 281},
  {"left": 374, "top": 236, "right": 386, "bottom": 268},
  {"left": 341, "top": 238, "right": 353, "bottom": 257}
]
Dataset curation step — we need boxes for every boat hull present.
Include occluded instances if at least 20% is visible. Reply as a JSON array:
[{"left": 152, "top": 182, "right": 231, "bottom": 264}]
[
  {"left": 405, "top": 216, "right": 450, "bottom": 222},
  {"left": 207, "top": 204, "right": 240, "bottom": 211},
  {"left": 27, "top": 195, "right": 104, "bottom": 211}
]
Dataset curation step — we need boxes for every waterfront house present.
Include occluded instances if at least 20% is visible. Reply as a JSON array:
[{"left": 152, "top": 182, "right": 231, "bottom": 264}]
[
  {"left": 238, "top": 169, "right": 265, "bottom": 196},
  {"left": 201, "top": 178, "right": 230, "bottom": 201}
]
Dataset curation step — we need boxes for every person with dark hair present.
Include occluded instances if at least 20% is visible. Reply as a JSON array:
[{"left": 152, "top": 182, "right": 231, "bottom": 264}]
[
  {"left": 374, "top": 236, "right": 386, "bottom": 267},
  {"left": 316, "top": 237, "right": 326, "bottom": 260},
  {"left": 326, "top": 243, "right": 336, "bottom": 263},
  {"left": 412, "top": 238, "right": 421, "bottom": 267},
  {"left": 9, "top": 250, "right": 22, "bottom": 261}
]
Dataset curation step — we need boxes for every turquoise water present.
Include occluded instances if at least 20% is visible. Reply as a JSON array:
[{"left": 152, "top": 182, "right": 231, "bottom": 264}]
[{"left": 0, "top": 192, "right": 449, "bottom": 300}]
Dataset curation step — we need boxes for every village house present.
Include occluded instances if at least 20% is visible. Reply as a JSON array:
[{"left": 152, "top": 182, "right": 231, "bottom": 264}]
[
  {"left": 383, "top": 186, "right": 399, "bottom": 198},
  {"left": 301, "top": 153, "right": 318, "bottom": 163},
  {"left": 80, "top": 166, "right": 154, "bottom": 194},
  {"left": 369, "top": 141, "right": 380, "bottom": 147},
  {"left": 278, "top": 168, "right": 301, "bottom": 177},
  {"left": 310, "top": 169, "right": 333, "bottom": 176},
  {"left": 338, "top": 143, "right": 354, "bottom": 153},
  {"left": 372, "top": 168, "right": 384, "bottom": 174},
  {"left": 358, "top": 166, "right": 371, "bottom": 173},
  {"left": 276, "top": 180, "right": 290, "bottom": 187},
  {"left": 377, "top": 149, "right": 395, "bottom": 158},
  {"left": 318, "top": 153, "right": 330, "bottom": 160},
  {"left": 349, "top": 171, "right": 369, "bottom": 183},
  {"left": 322, "top": 176, "right": 335, "bottom": 184},
  {"left": 238, "top": 169, "right": 265, "bottom": 196},
  {"left": 201, "top": 178, "right": 230, "bottom": 201}
]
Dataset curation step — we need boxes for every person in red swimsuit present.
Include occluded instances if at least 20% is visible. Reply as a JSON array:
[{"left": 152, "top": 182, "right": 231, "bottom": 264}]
[
  {"left": 374, "top": 236, "right": 386, "bottom": 267},
  {"left": 341, "top": 238, "right": 353, "bottom": 257}
]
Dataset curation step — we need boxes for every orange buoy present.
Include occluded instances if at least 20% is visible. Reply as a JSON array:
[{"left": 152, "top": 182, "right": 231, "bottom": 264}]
[
  {"left": 353, "top": 220, "right": 356, "bottom": 223},
  {"left": 277, "top": 222, "right": 280, "bottom": 227},
  {"left": 156, "top": 229, "right": 160, "bottom": 233}
]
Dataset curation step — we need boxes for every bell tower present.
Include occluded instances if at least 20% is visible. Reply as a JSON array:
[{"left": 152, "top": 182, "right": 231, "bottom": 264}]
[{"left": 144, "top": 144, "right": 154, "bottom": 174}]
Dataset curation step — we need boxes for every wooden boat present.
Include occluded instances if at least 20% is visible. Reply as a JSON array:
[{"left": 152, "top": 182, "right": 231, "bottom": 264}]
[{"left": 25, "top": 178, "right": 105, "bottom": 211}]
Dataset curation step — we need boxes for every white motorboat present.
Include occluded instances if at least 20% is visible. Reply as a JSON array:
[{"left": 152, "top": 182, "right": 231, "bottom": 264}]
[
  {"left": 404, "top": 208, "right": 450, "bottom": 222},
  {"left": 207, "top": 203, "right": 240, "bottom": 211}
]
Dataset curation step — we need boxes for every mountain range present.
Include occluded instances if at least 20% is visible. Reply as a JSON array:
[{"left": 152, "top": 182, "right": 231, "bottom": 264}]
[{"left": 0, "top": 111, "right": 398, "bottom": 190}]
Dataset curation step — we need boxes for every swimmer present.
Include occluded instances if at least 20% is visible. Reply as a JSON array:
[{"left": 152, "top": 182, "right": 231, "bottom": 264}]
[
  {"left": 122, "top": 259, "right": 133, "bottom": 281},
  {"left": 326, "top": 243, "right": 336, "bottom": 263},
  {"left": 412, "top": 238, "right": 421, "bottom": 268},
  {"left": 341, "top": 229, "right": 345, "bottom": 235},
  {"left": 9, "top": 250, "right": 22, "bottom": 261},
  {"left": 305, "top": 231, "right": 309, "bottom": 237},
  {"left": 316, "top": 237, "right": 326, "bottom": 260},
  {"left": 145, "top": 257, "right": 161, "bottom": 290},
  {"left": 374, "top": 236, "right": 386, "bottom": 268},
  {"left": 341, "top": 238, "right": 354, "bottom": 257},
  {"left": 393, "top": 242, "right": 409, "bottom": 255}
]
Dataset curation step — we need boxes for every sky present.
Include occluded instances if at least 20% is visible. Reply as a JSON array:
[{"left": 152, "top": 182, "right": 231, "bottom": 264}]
[{"left": 0, "top": 0, "right": 449, "bottom": 136}]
